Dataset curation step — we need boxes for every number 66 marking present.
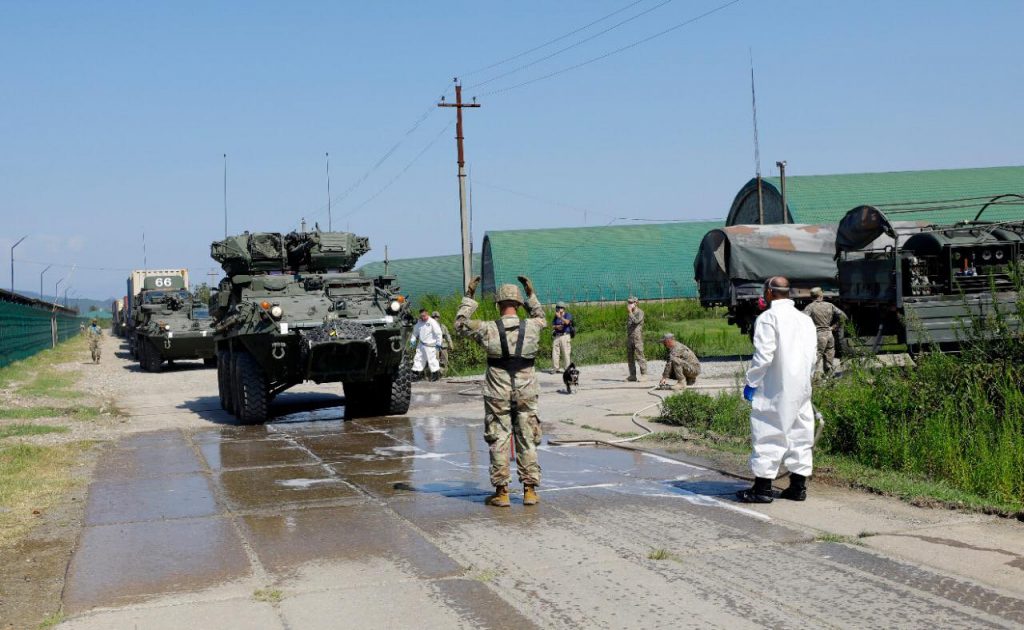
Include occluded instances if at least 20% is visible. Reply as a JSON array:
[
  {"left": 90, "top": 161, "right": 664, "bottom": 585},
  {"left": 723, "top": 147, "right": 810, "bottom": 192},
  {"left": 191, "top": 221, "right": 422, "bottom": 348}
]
[{"left": 155, "top": 277, "right": 173, "bottom": 287}]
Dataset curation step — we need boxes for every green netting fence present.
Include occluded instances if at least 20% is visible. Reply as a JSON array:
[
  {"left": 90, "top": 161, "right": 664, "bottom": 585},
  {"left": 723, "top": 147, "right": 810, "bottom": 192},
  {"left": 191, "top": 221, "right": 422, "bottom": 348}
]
[{"left": 0, "top": 300, "right": 81, "bottom": 368}]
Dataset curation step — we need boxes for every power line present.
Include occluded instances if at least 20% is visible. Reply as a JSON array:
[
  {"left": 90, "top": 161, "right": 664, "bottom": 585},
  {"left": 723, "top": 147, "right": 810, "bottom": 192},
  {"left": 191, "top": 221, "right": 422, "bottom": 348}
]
[
  {"left": 466, "top": 0, "right": 677, "bottom": 90},
  {"left": 340, "top": 120, "right": 454, "bottom": 219},
  {"left": 462, "top": 0, "right": 648, "bottom": 77},
  {"left": 305, "top": 81, "right": 453, "bottom": 222},
  {"left": 478, "top": 0, "right": 744, "bottom": 98}
]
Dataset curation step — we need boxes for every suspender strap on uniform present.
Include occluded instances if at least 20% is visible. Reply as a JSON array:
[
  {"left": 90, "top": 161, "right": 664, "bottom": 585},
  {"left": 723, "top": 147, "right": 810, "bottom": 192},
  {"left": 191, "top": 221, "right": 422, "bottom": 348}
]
[{"left": 489, "top": 319, "right": 534, "bottom": 371}]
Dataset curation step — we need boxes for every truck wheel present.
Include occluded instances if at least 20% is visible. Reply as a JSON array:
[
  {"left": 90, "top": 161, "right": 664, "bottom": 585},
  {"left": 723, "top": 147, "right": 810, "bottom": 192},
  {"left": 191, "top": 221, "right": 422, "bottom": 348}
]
[
  {"left": 342, "top": 382, "right": 368, "bottom": 418},
  {"left": 143, "top": 341, "right": 163, "bottom": 373},
  {"left": 382, "top": 359, "right": 412, "bottom": 415},
  {"left": 217, "top": 351, "right": 233, "bottom": 412},
  {"left": 234, "top": 352, "right": 268, "bottom": 425},
  {"left": 137, "top": 342, "right": 148, "bottom": 372}
]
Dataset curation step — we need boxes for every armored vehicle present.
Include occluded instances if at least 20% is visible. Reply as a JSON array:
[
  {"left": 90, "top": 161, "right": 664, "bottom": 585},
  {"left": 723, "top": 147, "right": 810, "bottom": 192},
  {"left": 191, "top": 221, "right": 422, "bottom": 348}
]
[
  {"left": 131, "top": 276, "right": 217, "bottom": 372},
  {"left": 210, "top": 230, "right": 413, "bottom": 424},
  {"left": 835, "top": 205, "right": 1023, "bottom": 352},
  {"left": 694, "top": 224, "right": 842, "bottom": 336}
]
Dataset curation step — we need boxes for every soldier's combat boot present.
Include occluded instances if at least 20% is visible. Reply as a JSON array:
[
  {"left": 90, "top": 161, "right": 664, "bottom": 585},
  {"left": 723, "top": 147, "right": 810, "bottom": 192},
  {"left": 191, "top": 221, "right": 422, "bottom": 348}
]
[
  {"left": 523, "top": 485, "right": 539, "bottom": 506},
  {"left": 412, "top": 371, "right": 424, "bottom": 382},
  {"left": 736, "top": 477, "right": 774, "bottom": 503},
  {"left": 485, "top": 485, "right": 511, "bottom": 508},
  {"left": 779, "top": 473, "right": 807, "bottom": 501}
]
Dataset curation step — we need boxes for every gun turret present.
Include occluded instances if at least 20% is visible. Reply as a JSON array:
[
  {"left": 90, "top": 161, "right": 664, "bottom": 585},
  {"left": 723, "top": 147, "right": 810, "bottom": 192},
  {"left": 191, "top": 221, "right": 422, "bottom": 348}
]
[{"left": 211, "top": 230, "right": 371, "bottom": 276}]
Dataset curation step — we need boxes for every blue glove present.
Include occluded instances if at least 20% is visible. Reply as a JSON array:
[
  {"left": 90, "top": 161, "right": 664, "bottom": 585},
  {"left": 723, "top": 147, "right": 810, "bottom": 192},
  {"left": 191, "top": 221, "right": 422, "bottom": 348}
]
[{"left": 743, "top": 385, "right": 757, "bottom": 402}]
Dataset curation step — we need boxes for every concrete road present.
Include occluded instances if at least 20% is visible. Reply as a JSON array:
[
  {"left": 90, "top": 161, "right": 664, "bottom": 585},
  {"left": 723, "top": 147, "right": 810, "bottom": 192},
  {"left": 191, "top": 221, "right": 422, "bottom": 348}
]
[{"left": 59, "top": 340, "right": 1024, "bottom": 628}]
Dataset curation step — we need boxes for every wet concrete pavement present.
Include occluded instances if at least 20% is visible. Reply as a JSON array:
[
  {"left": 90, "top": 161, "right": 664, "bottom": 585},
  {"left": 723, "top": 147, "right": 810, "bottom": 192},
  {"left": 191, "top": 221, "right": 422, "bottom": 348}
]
[{"left": 58, "top": 354, "right": 1024, "bottom": 628}]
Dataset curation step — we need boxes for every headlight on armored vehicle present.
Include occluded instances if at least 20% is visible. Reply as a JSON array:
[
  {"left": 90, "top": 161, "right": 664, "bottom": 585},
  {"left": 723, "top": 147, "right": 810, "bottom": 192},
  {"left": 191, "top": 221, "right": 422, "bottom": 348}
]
[
  {"left": 270, "top": 305, "right": 283, "bottom": 319},
  {"left": 389, "top": 300, "right": 401, "bottom": 313},
  {"left": 161, "top": 323, "right": 170, "bottom": 331}
]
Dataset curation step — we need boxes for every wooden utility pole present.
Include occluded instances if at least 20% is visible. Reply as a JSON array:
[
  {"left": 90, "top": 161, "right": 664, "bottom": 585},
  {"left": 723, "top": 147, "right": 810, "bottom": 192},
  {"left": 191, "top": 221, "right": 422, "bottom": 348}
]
[{"left": 438, "top": 79, "right": 480, "bottom": 292}]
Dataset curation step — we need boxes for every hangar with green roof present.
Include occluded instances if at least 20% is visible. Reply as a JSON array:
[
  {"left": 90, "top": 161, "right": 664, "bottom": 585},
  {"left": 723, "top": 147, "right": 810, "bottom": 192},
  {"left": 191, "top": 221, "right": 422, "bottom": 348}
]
[
  {"left": 360, "top": 253, "right": 481, "bottom": 307},
  {"left": 727, "top": 165, "right": 1023, "bottom": 226}
]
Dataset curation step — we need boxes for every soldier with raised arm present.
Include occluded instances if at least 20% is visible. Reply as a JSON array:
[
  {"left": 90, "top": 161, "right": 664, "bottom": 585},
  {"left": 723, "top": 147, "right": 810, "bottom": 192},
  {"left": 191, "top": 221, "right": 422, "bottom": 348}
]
[{"left": 456, "top": 275, "right": 547, "bottom": 507}]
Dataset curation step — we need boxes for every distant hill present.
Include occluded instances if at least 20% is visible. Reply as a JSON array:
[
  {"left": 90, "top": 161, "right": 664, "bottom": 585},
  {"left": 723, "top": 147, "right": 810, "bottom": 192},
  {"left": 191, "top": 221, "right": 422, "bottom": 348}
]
[{"left": 14, "top": 290, "right": 117, "bottom": 314}]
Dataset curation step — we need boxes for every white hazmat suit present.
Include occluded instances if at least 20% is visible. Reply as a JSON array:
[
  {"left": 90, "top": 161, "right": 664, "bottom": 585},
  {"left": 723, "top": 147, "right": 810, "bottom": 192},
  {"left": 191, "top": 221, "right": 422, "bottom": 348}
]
[
  {"left": 745, "top": 298, "right": 817, "bottom": 479},
  {"left": 411, "top": 317, "right": 443, "bottom": 373}
]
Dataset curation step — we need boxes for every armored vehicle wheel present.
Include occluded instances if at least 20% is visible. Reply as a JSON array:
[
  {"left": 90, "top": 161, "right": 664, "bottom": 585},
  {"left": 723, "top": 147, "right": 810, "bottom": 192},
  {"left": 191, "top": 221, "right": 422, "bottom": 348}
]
[
  {"left": 379, "top": 359, "right": 412, "bottom": 415},
  {"left": 217, "top": 351, "right": 234, "bottom": 412},
  {"left": 233, "top": 352, "right": 268, "bottom": 425},
  {"left": 203, "top": 357, "right": 217, "bottom": 368},
  {"left": 143, "top": 341, "right": 163, "bottom": 373}
]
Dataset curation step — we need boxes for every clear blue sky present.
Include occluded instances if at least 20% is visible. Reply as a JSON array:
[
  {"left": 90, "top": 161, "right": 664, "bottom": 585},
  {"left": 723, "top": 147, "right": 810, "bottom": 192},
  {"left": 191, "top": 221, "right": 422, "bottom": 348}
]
[{"left": 2, "top": 0, "right": 1022, "bottom": 299}]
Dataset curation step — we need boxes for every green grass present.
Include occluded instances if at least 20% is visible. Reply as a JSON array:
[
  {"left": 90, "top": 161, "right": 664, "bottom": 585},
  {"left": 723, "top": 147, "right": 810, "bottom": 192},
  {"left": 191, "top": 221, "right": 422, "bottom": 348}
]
[
  {"left": 0, "top": 406, "right": 103, "bottom": 421},
  {"left": 0, "top": 337, "right": 86, "bottom": 389},
  {"left": 647, "top": 548, "right": 673, "bottom": 560},
  {"left": 253, "top": 588, "right": 284, "bottom": 604},
  {"left": 0, "top": 442, "right": 92, "bottom": 547},
  {"left": 37, "top": 610, "right": 66, "bottom": 629},
  {"left": 0, "top": 425, "right": 69, "bottom": 439},
  {"left": 421, "top": 296, "right": 752, "bottom": 375}
]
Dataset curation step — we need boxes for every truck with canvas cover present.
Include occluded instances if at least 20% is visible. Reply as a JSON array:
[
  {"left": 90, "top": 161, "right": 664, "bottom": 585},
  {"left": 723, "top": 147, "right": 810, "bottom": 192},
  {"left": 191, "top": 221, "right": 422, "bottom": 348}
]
[
  {"left": 210, "top": 230, "right": 413, "bottom": 424},
  {"left": 694, "top": 224, "right": 841, "bottom": 336},
  {"left": 835, "top": 204, "right": 1022, "bottom": 352},
  {"left": 131, "top": 275, "right": 216, "bottom": 371}
]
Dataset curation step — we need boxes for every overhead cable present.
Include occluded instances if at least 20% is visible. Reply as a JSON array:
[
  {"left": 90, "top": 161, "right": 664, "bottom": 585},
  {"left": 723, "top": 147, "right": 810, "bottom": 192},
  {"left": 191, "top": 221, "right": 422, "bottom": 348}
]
[
  {"left": 461, "top": 0, "right": 647, "bottom": 77},
  {"left": 478, "top": 0, "right": 743, "bottom": 98},
  {"left": 467, "top": 0, "right": 677, "bottom": 90}
]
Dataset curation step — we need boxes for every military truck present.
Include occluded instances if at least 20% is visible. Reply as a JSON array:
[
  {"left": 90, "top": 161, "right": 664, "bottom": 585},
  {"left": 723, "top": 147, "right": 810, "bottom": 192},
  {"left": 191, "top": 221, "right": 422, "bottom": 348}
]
[
  {"left": 835, "top": 205, "right": 1022, "bottom": 352},
  {"left": 209, "top": 230, "right": 413, "bottom": 424},
  {"left": 694, "top": 224, "right": 843, "bottom": 336},
  {"left": 131, "top": 276, "right": 217, "bottom": 372},
  {"left": 125, "top": 269, "right": 190, "bottom": 352}
]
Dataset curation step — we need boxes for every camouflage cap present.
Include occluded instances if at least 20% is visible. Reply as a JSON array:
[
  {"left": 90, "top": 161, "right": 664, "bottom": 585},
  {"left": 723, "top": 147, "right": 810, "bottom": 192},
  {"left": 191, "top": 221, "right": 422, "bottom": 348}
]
[
  {"left": 431, "top": 311, "right": 440, "bottom": 318},
  {"left": 555, "top": 302, "right": 566, "bottom": 309},
  {"left": 627, "top": 296, "right": 638, "bottom": 304},
  {"left": 90, "top": 318, "right": 98, "bottom": 324},
  {"left": 495, "top": 284, "right": 523, "bottom": 305},
  {"left": 660, "top": 332, "right": 675, "bottom": 342},
  {"left": 810, "top": 287, "right": 824, "bottom": 297}
]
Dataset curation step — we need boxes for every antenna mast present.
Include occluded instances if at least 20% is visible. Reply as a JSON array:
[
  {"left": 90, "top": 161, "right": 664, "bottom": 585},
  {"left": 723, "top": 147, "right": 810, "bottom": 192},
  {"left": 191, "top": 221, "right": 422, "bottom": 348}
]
[
  {"left": 326, "top": 152, "right": 332, "bottom": 231},
  {"left": 750, "top": 50, "right": 764, "bottom": 224}
]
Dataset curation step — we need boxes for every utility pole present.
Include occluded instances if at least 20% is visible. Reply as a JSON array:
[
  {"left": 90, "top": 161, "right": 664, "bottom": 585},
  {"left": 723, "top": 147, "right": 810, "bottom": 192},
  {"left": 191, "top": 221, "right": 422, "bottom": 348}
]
[
  {"left": 10, "top": 234, "right": 27, "bottom": 294},
  {"left": 750, "top": 50, "right": 764, "bottom": 224},
  {"left": 775, "top": 160, "right": 788, "bottom": 224},
  {"left": 438, "top": 78, "right": 480, "bottom": 292},
  {"left": 40, "top": 264, "right": 52, "bottom": 302}
]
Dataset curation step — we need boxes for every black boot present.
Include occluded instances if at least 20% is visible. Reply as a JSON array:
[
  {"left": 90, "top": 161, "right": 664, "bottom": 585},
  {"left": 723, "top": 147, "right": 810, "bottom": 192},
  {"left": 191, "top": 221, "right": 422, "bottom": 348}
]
[
  {"left": 779, "top": 473, "right": 807, "bottom": 501},
  {"left": 430, "top": 371, "right": 440, "bottom": 382},
  {"left": 412, "top": 371, "right": 423, "bottom": 382},
  {"left": 736, "top": 477, "right": 774, "bottom": 503}
]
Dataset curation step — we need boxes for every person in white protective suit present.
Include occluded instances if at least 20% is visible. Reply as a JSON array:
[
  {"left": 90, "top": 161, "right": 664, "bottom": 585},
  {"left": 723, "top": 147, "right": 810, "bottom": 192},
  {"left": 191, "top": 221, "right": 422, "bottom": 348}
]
[
  {"left": 411, "top": 309, "right": 444, "bottom": 381},
  {"left": 736, "top": 276, "right": 818, "bottom": 503}
]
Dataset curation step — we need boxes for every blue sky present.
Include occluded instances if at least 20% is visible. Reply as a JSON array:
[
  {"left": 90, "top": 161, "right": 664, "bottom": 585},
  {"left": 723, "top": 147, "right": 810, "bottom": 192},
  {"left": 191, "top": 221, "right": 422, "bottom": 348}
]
[{"left": 2, "top": 0, "right": 1022, "bottom": 299}]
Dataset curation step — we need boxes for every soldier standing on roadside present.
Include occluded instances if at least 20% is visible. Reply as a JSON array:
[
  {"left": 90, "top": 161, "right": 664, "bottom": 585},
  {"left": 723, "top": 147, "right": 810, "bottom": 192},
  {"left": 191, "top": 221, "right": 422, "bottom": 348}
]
[
  {"left": 456, "top": 275, "right": 546, "bottom": 508},
  {"left": 551, "top": 303, "right": 574, "bottom": 373},
  {"left": 658, "top": 333, "right": 700, "bottom": 391},
  {"left": 432, "top": 310, "right": 454, "bottom": 376},
  {"left": 86, "top": 318, "right": 103, "bottom": 364},
  {"left": 803, "top": 287, "right": 847, "bottom": 376},
  {"left": 625, "top": 297, "right": 647, "bottom": 381}
]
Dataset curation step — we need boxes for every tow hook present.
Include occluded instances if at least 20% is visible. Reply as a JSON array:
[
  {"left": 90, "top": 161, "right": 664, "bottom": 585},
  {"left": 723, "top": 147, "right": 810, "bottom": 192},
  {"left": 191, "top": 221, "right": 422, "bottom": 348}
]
[
  {"left": 390, "top": 336, "right": 402, "bottom": 353},
  {"left": 271, "top": 342, "right": 287, "bottom": 360},
  {"left": 164, "top": 338, "right": 171, "bottom": 350}
]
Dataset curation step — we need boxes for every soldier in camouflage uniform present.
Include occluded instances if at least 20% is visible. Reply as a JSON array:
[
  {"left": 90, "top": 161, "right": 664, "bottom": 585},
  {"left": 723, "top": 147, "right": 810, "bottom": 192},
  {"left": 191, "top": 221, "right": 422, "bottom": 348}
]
[
  {"left": 658, "top": 333, "right": 700, "bottom": 390},
  {"left": 456, "top": 275, "right": 546, "bottom": 508},
  {"left": 86, "top": 318, "right": 102, "bottom": 364},
  {"left": 625, "top": 296, "right": 647, "bottom": 381},
  {"left": 432, "top": 311, "right": 454, "bottom": 376},
  {"left": 803, "top": 287, "right": 847, "bottom": 376}
]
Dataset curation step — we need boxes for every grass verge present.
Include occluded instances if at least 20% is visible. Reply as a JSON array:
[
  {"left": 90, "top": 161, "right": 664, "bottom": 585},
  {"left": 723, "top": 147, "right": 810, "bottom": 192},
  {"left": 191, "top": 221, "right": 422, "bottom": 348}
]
[
  {"left": 0, "top": 425, "right": 70, "bottom": 440},
  {"left": 0, "top": 406, "right": 108, "bottom": 421},
  {"left": 0, "top": 442, "right": 93, "bottom": 547},
  {"left": 421, "top": 296, "right": 752, "bottom": 376}
]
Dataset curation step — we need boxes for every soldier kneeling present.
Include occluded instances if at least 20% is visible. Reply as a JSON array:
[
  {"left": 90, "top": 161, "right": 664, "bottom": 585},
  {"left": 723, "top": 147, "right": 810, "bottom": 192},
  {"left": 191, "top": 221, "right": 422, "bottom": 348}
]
[{"left": 658, "top": 333, "right": 700, "bottom": 391}]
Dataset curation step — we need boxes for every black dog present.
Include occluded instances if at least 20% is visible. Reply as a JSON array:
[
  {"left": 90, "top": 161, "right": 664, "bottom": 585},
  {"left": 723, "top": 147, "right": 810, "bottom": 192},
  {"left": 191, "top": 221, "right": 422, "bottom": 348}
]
[{"left": 562, "top": 363, "right": 580, "bottom": 394}]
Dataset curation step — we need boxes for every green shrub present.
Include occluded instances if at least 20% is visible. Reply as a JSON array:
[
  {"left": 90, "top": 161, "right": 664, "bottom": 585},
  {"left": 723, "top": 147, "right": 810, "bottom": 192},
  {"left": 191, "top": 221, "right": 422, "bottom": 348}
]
[{"left": 659, "top": 390, "right": 749, "bottom": 436}]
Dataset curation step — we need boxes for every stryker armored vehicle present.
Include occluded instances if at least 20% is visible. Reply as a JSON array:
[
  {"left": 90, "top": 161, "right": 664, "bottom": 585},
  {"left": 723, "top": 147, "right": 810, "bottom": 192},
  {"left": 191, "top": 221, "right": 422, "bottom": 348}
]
[
  {"left": 209, "top": 230, "right": 413, "bottom": 424},
  {"left": 131, "top": 276, "right": 217, "bottom": 372},
  {"left": 835, "top": 205, "right": 1023, "bottom": 352}
]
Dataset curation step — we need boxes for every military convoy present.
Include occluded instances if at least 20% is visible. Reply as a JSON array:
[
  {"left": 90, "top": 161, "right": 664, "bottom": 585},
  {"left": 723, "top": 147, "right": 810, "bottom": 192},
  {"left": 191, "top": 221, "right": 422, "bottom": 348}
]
[
  {"left": 124, "top": 270, "right": 217, "bottom": 372},
  {"left": 209, "top": 229, "right": 414, "bottom": 424},
  {"left": 695, "top": 202, "right": 1023, "bottom": 352}
]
